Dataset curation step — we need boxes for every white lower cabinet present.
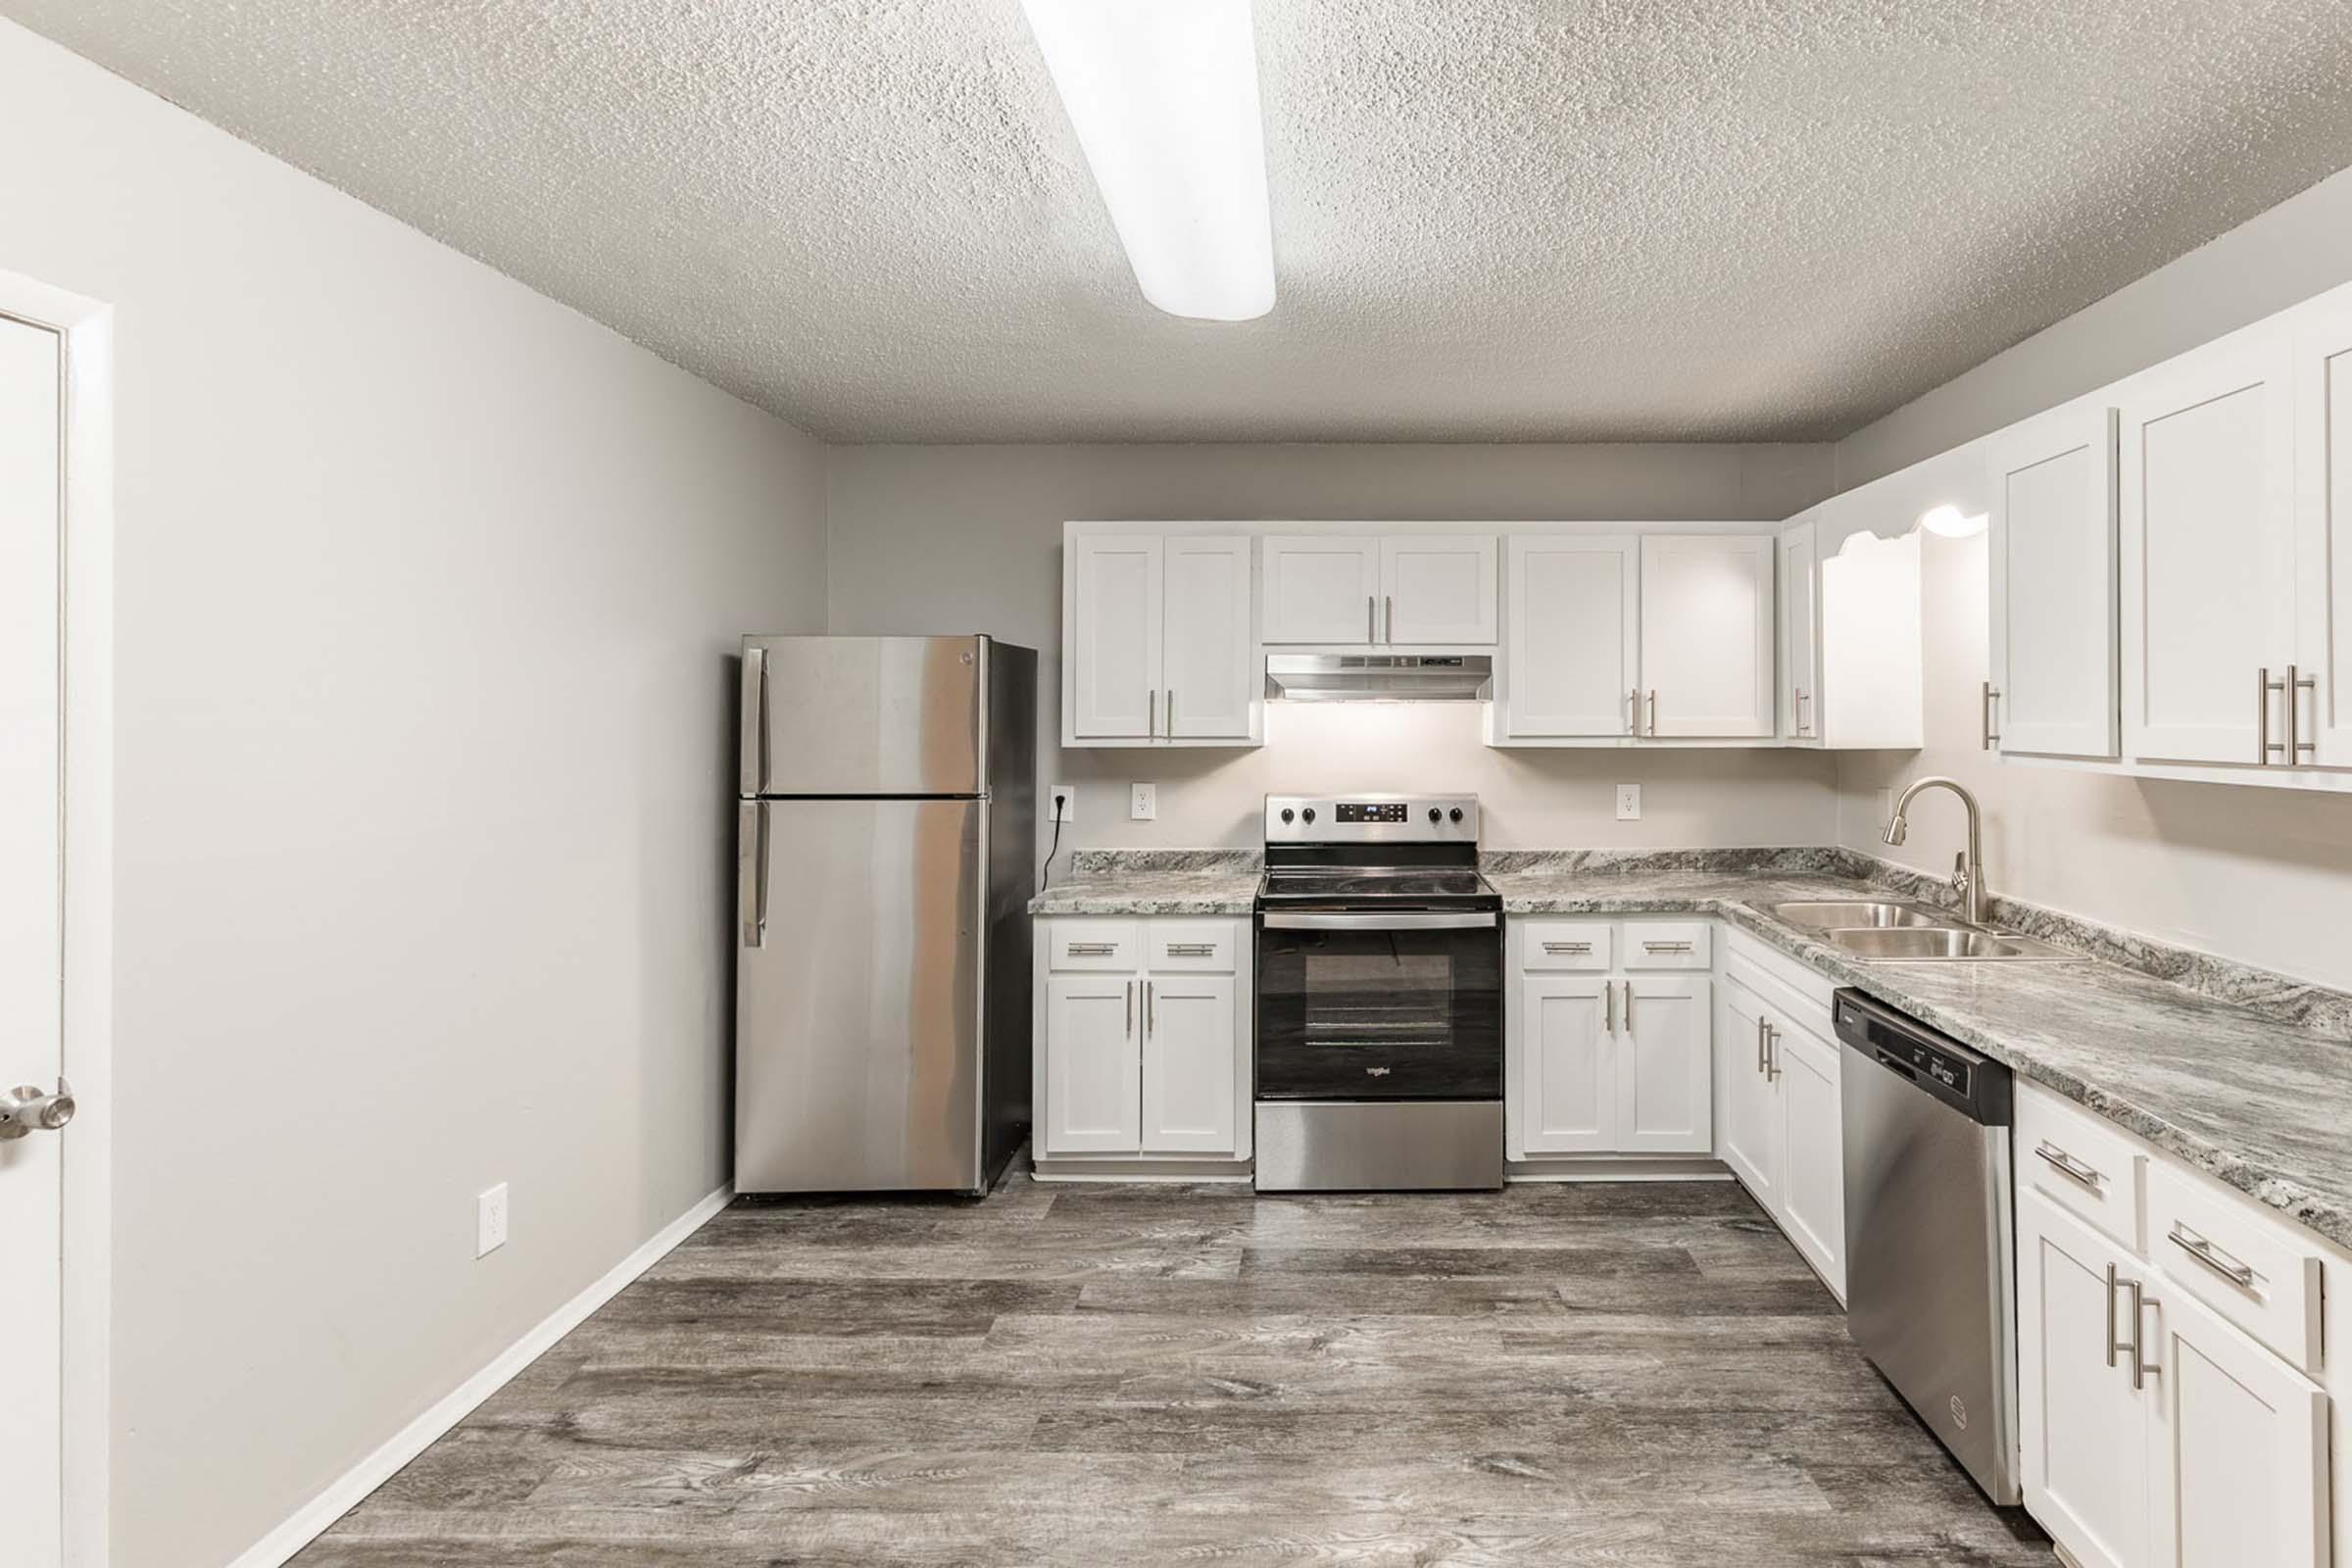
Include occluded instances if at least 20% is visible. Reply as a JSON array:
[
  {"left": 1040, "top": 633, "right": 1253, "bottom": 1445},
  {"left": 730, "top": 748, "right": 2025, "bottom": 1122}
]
[
  {"left": 1519, "top": 975, "right": 1612, "bottom": 1153},
  {"left": 1510, "top": 922, "right": 1711, "bottom": 1160},
  {"left": 2017, "top": 1083, "right": 2332, "bottom": 1568},
  {"left": 1036, "top": 917, "right": 1250, "bottom": 1167},
  {"left": 1716, "top": 957, "right": 1844, "bottom": 1298},
  {"left": 1617, "top": 975, "right": 1712, "bottom": 1152}
]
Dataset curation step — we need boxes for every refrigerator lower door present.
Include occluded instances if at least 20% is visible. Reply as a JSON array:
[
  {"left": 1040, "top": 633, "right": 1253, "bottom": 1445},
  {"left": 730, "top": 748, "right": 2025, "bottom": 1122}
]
[{"left": 736, "top": 797, "right": 984, "bottom": 1193}]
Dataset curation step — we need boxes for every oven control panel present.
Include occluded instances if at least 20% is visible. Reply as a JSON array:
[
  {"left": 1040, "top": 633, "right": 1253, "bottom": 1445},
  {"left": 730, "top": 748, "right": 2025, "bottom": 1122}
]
[{"left": 1265, "top": 795, "right": 1480, "bottom": 843}]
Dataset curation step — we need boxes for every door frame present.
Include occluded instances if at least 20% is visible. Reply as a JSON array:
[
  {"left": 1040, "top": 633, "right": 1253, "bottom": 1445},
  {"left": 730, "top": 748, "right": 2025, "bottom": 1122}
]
[{"left": 3, "top": 268, "right": 117, "bottom": 1568}]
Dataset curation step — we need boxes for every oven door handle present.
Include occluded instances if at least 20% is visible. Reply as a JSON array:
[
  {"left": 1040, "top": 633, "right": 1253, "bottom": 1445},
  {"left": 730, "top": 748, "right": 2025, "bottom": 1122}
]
[{"left": 1260, "top": 911, "right": 1498, "bottom": 930}]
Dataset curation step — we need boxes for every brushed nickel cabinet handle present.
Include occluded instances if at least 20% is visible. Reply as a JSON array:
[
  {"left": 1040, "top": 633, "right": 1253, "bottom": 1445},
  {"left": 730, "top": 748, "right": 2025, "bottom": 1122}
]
[
  {"left": 1542, "top": 941, "right": 1592, "bottom": 955},
  {"left": 1164, "top": 942, "right": 1217, "bottom": 957},
  {"left": 2290, "top": 664, "right": 2315, "bottom": 760},
  {"left": 1982, "top": 682, "right": 2000, "bottom": 750},
  {"left": 1642, "top": 940, "right": 1694, "bottom": 954},
  {"left": 2106, "top": 1262, "right": 2122, "bottom": 1369},
  {"left": 2261, "top": 667, "right": 2282, "bottom": 762},
  {"left": 1765, "top": 1023, "right": 1780, "bottom": 1081},
  {"left": 1604, "top": 980, "right": 1614, "bottom": 1034},
  {"left": 1629, "top": 688, "right": 1642, "bottom": 737},
  {"left": 1647, "top": 690, "right": 1658, "bottom": 736},
  {"left": 1367, "top": 595, "right": 1376, "bottom": 643},
  {"left": 2129, "top": 1278, "right": 2160, "bottom": 1390},
  {"left": 1125, "top": 980, "right": 1135, "bottom": 1037},
  {"left": 1147, "top": 980, "right": 1155, "bottom": 1037},
  {"left": 1167, "top": 687, "right": 1175, "bottom": 736},
  {"left": 2167, "top": 1223, "right": 2257, "bottom": 1288},
  {"left": 1756, "top": 1014, "right": 1768, "bottom": 1075},
  {"left": 1067, "top": 942, "right": 1119, "bottom": 956},
  {"left": 2034, "top": 1141, "right": 2104, "bottom": 1190},
  {"left": 1385, "top": 595, "right": 1395, "bottom": 643}
]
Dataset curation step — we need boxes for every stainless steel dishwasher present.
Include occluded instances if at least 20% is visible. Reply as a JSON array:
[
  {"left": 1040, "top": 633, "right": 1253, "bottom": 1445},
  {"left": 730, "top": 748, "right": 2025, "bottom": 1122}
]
[{"left": 1836, "top": 987, "right": 2020, "bottom": 1506}]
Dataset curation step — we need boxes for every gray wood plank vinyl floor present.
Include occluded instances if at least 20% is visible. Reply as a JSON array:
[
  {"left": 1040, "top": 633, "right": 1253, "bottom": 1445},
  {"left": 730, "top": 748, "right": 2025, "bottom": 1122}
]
[{"left": 291, "top": 1172, "right": 2054, "bottom": 1566}]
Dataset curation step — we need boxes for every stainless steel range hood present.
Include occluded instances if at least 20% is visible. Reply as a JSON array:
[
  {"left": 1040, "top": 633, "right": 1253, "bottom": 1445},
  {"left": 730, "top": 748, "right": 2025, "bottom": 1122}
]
[{"left": 1264, "top": 653, "right": 1494, "bottom": 703}]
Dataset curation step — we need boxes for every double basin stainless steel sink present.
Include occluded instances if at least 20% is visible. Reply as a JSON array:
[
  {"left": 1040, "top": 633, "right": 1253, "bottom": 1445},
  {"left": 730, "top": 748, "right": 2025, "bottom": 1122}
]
[{"left": 1768, "top": 900, "right": 2074, "bottom": 962}]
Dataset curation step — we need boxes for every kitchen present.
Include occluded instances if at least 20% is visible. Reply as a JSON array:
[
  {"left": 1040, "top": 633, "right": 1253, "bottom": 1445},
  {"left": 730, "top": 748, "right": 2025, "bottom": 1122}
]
[{"left": 7, "top": 3, "right": 2352, "bottom": 1567}]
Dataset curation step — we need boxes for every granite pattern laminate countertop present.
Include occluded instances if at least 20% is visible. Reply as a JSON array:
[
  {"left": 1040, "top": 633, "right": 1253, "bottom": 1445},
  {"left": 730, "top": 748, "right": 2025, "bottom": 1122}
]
[
  {"left": 1028, "top": 849, "right": 1262, "bottom": 916},
  {"left": 1487, "top": 853, "right": 2352, "bottom": 1254}
]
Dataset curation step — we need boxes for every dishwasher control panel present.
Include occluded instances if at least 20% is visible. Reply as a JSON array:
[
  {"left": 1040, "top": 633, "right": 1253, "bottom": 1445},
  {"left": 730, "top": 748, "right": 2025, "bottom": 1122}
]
[{"left": 1834, "top": 990, "right": 2010, "bottom": 1125}]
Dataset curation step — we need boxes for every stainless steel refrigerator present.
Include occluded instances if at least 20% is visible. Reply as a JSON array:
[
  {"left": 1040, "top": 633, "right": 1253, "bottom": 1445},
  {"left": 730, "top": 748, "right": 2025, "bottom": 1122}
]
[{"left": 734, "top": 634, "right": 1036, "bottom": 1195}]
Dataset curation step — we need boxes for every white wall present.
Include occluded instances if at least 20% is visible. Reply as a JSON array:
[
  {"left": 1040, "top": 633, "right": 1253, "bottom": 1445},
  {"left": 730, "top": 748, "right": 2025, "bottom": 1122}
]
[
  {"left": 0, "top": 23, "right": 827, "bottom": 1568},
  {"left": 825, "top": 443, "right": 1840, "bottom": 853},
  {"left": 1831, "top": 165, "right": 2352, "bottom": 991}
]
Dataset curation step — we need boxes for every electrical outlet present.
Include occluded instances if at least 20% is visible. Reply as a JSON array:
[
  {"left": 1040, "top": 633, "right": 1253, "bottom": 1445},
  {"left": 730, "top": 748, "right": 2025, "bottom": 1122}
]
[
  {"left": 476, "top": 1183, "right": 509, "bottom": 1258},
  {"left": 1615, "top": 784, "right": 1642, "bottom": 821},
  {"left": 1048, "top": 785, "right": 1075, "bottom": 824},
  {"left": 1130, "top": 782, "right": 1156, "bottom": 821}
]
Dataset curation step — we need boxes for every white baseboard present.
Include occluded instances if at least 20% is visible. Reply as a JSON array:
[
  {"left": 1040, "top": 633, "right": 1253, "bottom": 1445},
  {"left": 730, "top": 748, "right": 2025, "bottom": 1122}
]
[{"left": 225, "top": 1183, "right": 733, "bottom": 1568}]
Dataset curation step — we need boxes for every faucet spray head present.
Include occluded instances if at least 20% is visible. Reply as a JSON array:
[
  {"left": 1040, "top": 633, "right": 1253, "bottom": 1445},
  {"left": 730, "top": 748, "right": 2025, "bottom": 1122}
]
[{"left": 1883, "top": 815, "right": 1909, "bottom": 847}]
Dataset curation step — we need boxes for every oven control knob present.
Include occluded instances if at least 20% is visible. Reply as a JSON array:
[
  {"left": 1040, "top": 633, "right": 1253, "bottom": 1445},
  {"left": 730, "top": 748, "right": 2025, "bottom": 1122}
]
[
  {"left": 1448, "top": 808, "right": 1464, "bottom": 823},
  {"left": 1301, "top": 808, "right": 1316, "bottom": 824},
  {"left": 1428, "top": 808, "right": 1442, "bottom": 823},
  {"left": 1280, "top": 808, "right": 1295, "bottom": 824}
]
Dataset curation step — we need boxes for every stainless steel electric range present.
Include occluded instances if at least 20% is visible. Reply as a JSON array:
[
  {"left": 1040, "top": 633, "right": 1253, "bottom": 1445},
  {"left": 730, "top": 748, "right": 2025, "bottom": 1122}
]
[{"left": 1252, "top": 794, "right": 1504, "bottom": 1192}]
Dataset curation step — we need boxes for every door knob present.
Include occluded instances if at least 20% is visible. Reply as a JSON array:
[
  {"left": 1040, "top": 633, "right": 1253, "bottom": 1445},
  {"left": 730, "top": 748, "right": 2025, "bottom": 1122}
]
[{"left": 0, "top": 1077, "right": 74, "bottom": 1141}]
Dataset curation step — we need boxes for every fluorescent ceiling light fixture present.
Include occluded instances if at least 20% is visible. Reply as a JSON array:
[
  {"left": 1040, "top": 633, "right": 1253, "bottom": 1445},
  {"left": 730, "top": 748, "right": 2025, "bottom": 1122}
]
[
  {"left": 1919, "top": 504, "right": 1987, "bottom": 539},
  {"left": 1020, "top": 0, "right": 1276, "bottom": 321}
]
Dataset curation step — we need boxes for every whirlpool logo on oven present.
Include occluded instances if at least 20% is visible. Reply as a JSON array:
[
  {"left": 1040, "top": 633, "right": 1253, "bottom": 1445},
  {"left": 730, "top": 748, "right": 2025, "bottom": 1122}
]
[{"left": 1365, "top": 1066, "right": 1392, "bottom": 1077}]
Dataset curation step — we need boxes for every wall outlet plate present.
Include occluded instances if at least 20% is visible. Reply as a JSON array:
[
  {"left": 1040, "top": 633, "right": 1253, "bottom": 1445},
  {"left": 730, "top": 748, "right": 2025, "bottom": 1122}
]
[
  {"left": 1048, "top": 785, "right": 1075, "bottom": 823},
  {"left": 1615, "top": 784, "right": 1642, "bottom": 821},
  {"left": 476, "top": 1183, "right": 509, "bottom": 1258},
  {"left": 1130, "top": 782, "right": 1156, "bottom": 821}
]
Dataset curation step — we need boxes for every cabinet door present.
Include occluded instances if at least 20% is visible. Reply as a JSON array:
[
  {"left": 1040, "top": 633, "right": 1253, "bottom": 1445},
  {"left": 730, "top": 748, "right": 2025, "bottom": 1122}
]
[
  {"left": 1503, "top": 533, "right": 1640, "bottom": 737},
  {"left": 1518, "top": 975, "right": 1614, "bottom": 1154},
  {"left": 1381, "top": 534, "right": 1497, "bottom": 644},
  {"left": 1616, "top": 977, "right": 1711, "bottom": 1153},
  {"left": 2019, "top": 1191, "right": 2152, "bottom": 1568},
  {"left": 1070, "top": 536, "right": 1163, "bottom": 739},
  {"left": 1989, "top": 404, "right": 2122, "bottom": 760},
  {"left": 1639, "top": 534, "right": 1776, "bottom": 737},
  {"left": 1261, "top": 535, "right": 1381, "bottom": 645},
  {"left": 1141, "top": 974, "right": 1239, "bottom": 1154},
  {"left": 1717, "top": 982, "right": 1780, "bottom": 1206},
  {"left": 1161, "top": 536, "right": 1254, "bottom": 741},
  {"left": 2294, "top": 288, "right": 2352, "bottom": 769},
  {"left": 1771, "top": 1015, "right": 1844, "bottom": 1297},
  {"left": 1042, "top": 974, "right": 1141, "bottom": 1154},
  {"left": 2121, "top": 334, "right": 2297, "bottom": 765},
  {"left": 1780, "top": 521, "right": 1819, "bottom": 743},
  {"left": 2146, "top": 1283, "right": 2328, "bottom": 1568}
]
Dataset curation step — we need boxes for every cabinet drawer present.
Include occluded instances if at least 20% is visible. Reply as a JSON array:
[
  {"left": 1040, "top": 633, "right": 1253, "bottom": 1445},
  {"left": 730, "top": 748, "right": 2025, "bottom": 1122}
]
[
  {"left": 1047, "top": 918, "right": 1141, "bottom": 971},
  {"left": 1520, "top": 920, "right": 1612, "bottom": 970},
  {"left": 2017, "top": 1082, "right": 2145, "bottom": 1253},
  {"left": 1147, "top": 919, "right": 1235, "bottom": 972},
  {"left": 1622, "top": 920, "right": 1711, "bottom": 969},
  {"left": 2149, "top": 1161, "right": 2323, "bottom": 1374}
]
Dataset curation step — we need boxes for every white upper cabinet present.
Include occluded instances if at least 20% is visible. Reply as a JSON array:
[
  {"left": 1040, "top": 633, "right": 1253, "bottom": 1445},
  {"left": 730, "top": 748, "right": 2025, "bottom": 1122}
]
[
  {"left": 1503, "top": 533, "right": 1640, "bottom": 738},
  {"left": 1638, "top": 533, "right": 1776, "bottom": 737},
  {"left": 1160, "top": 536, "right": 1254, "bottom": 741},
  {"left": 1260, "top": 535, "right": 1384, "bottom": 644},
  {"left": 2293, "top": 288, "right": 2352, "bottom": 769},
  {"left": 1381, "top": 534, "right": 1498, "bottom": 644},
  {"left": 1780, "top": 518, "right": 1819, "bottom": 743},
  {"left": 1065, "top": 530, "right": 1255, "bottom": 748},
  {"left": 1988, "top": 404, "right": 2122, "bottom": 760},
  {"left": 1068, "top": 535, "right": 1163, "bottom": 740},
  {"left": 2120, "top": 329, "right": 2298, "bottom": 767}
]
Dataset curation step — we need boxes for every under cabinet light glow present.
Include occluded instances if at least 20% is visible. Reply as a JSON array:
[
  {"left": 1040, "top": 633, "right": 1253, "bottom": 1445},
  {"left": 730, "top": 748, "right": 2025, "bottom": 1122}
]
[
  {"left": 1020, "top": 0, "right": 1276, "bottom": 321},
  {"left": 1919, "top": 505, "right": 1987, "bottom": 539}
]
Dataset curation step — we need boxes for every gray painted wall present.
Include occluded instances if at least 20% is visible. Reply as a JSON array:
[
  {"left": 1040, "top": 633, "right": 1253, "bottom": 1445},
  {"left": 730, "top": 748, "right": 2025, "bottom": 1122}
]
[
  {"left": 0, "top": 23, "right": 828, "bottom": 1568},
  {"left": 824, "top": 443, "right": 1841, "bottom": 856}
]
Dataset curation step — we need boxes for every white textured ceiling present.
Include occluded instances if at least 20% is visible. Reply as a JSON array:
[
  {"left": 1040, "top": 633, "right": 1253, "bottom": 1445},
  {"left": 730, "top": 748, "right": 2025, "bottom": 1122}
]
[{"left": 12, "top": 1, "right": 2352, "bottom": 442}]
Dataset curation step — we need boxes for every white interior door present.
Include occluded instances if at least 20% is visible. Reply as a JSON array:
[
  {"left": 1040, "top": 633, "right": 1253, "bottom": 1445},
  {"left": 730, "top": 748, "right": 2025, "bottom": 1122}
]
[
  {"left": 1159, "top": 536, "right": 1253, "bottom": 740},
  {"left": 1503, "top": 534, "right": 1640, "bottom": 737},
  {"left": 2294, "top": 289, "right": 2352, "bottom": 769},
  {"left": 1140, "top": 975, "right": 1237, "bottom": 1153},
  {"left": 1780, "top": 522, "right": 1818, "bottom": 742},
  {"left": 1639, "top": 534, "right": 1776, "bottom": 737},
  {"left": 2121, "top": 334, "right": 2297, "bottom": 765},
  {"left": 1069, "top": 536, "right": 1162, "bottom": 738},
  {"left": 2018, "top": 1191, "right": 2150, "bottom": 1568},
  {"left": 1989, "top": 404, "right": 2121, "bottom": 759},
  {"left": 1518, "top": 975, "right": 1613, "bottom": 1153},
  {"left": 2146, "top": 1284, "right": 2328, "bottom": 1568},
  {"left": 1260, "top": 535, "right": 1381, "bottom": 645},
  {"left": 1615, "top": 976, "right": 1711, "bottom": 1153},
  {"left": 1380, "top": 533, "right": 1497, "bottom": 644},
  {"left": 0, "top": 311, "right": 65, "bottom": 1566}
]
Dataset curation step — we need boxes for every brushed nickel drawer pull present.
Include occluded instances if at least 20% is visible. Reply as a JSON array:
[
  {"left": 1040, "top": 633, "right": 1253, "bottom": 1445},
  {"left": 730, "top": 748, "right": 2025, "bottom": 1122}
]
[
  {"left": 2167, "top": 1223, "right": 2257, "bottom": 1288},
  {"left": 1642, "top": 940, "right": 1694, "bottom": 954},
  {"left": 1542, "top": 941, "right": 1592, "bottom": 955},
  {"left": 2034, "top": 1141, "right": 2104, "bottom": 1191},
  {"left": 1066, "top": 942, "right": 1119, "bottom": 956},
  {"left": 1164, "top": 943, "right": 1218, "bottom": 957}
]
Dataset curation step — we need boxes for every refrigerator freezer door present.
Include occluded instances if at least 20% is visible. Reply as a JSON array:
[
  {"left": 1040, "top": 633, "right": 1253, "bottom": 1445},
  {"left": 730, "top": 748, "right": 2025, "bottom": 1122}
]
[
  {"left": 736, "top": 797, "right": 984, "bottom": 1193},
  {"left": 741, "top": 635, "right": 983, "bottom": 798}
]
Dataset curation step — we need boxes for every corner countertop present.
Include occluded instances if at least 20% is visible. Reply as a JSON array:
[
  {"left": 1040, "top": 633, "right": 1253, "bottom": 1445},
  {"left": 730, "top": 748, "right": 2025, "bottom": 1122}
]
[
  {"left": 1028, "top": 850, "right": 1261, "bottom": 917},
  {"left": 1487, "top": 854, "right": 2352, "bottom": 1254}
]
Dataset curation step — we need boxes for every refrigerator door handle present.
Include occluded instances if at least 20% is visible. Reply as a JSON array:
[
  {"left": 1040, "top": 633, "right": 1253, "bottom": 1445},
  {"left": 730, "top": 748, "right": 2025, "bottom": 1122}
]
[
  {"left": 740, "top": 645, "right": 770, "bottom": 795},
  {"left": 741, "top": 801, "right": 769, "bottom": 948}
]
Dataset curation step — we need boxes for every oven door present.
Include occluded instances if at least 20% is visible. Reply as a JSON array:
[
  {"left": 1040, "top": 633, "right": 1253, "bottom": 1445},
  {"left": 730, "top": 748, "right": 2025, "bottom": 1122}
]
[{"left": 1255, "top": 911, "right": 1502, "bottom": 1101}]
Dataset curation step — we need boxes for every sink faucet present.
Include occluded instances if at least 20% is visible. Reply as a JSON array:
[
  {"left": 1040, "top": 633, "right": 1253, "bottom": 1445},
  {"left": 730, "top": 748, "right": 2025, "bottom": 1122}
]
[{"left": 1883, "top": 775, "right": 1988, "bottom": 927}]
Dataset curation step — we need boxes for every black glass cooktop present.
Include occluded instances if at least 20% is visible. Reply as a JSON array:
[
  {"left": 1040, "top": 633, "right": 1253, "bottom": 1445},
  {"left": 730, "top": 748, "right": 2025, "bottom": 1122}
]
[{"left": 1258, "top": 865, "right": 1497, "bottom": 906}]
